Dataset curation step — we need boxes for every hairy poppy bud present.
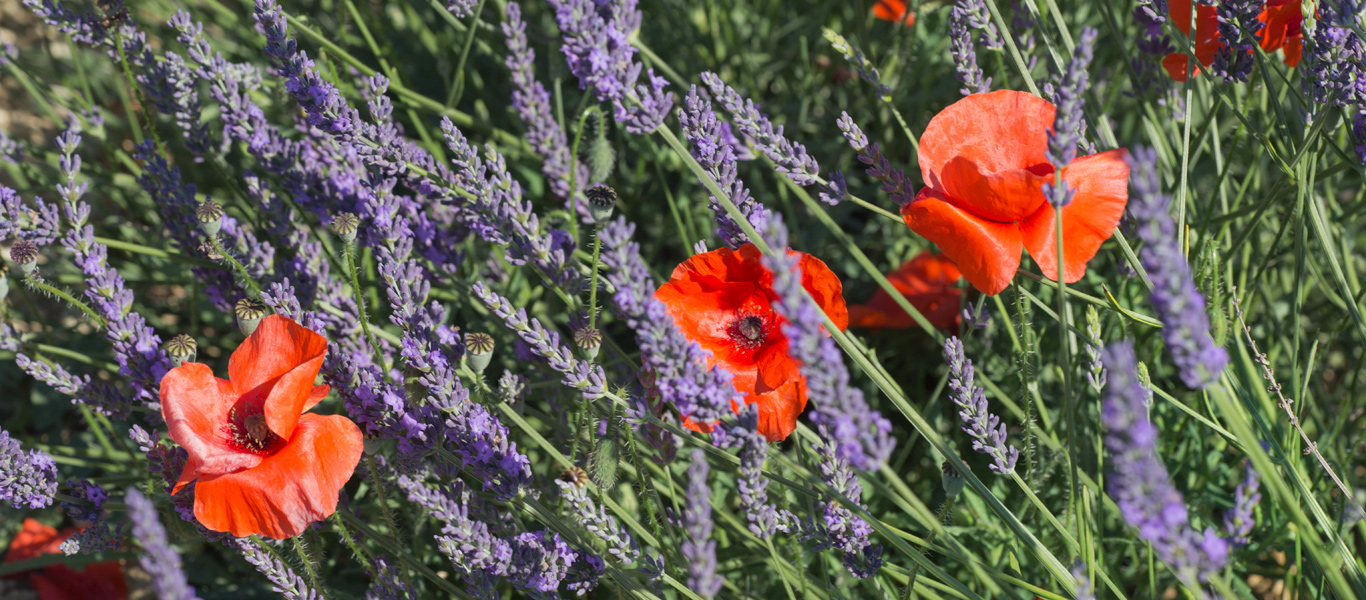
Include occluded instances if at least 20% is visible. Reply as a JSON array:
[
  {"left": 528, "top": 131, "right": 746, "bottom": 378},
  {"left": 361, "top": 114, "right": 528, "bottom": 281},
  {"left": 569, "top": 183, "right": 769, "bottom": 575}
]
[
  {"left": 941, "top": 461, "right": 965, "bottom": 499},
  {"left": 10, "top": 240, "right": 39, "bottom": 274},
  {"left": 573, "top": 325, "right": 602, "bottom": 360},
  {"left": 331, "top": 212, "right": 360, "bottom": 244},
  {"left": 164, "top": 334, "right": 197, "bottom": 367},
  {"left": 234, "top": 297, "right": 269, "bottom": 336},
  {"left": 196, "top": 201, "right": 224, "bottom": 236},
  {"left": 585, "top": 185, "right": 616, "bottom": 224},
  {"left": 465, "top": 332, "right": 494, "bottom": 373}
]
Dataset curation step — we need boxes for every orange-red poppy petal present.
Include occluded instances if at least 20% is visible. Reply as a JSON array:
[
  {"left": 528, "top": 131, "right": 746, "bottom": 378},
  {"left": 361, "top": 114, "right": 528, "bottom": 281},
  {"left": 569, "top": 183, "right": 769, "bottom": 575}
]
[
  {"left": 749, "top": 380, "right": 804, "bottom": 442},
  {"left": 796, "top": 251, "right": 850, "bottom": 332},
  {"left": 873, "top": 0, "right": 915, "bottom": 26},
  {"left": 850, "top": 253, "right": 963, "bottom": 331},
  {"left": 5, "top": 519, "right": 69, "bottom": 564},
  {"left": 160, "top": 363, "right": 263, "bottom": 477},
  {"left": 941, "top": 156, "right": 1053, "bottom": 222},
  {"left": 31, "top": 562, "right": 128, "bottom": 600},
  {"left": 1019, "top": 149, "right": 1131, "bottom": 283},
  {"left": 228, "top": 315, "right": 329, "bottom": 441},
  {"left": 918, "top": 91, "right": 1055, "bottom": 193},
  {"left": 902, "top": 188, "right": 1024, "bottom": 296},
  {"left": 190, "top": 413, "right": 363, "bottom": 539}
]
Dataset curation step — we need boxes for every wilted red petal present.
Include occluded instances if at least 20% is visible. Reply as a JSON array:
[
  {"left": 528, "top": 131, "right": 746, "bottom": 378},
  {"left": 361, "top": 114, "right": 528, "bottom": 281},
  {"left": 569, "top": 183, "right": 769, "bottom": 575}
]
[
  {"left": 918, "top": 91, "right": 1055, "bottom": 204},
  {"left": 191, "top": 413, "right": 363, "bottom": 539},
  {"left": 160, "top": 363, "right": 263, "bottom": 477},
  {"left": 1019, "top": 149, "right": 1131, "bottom": 283},
  {"left": 902, "top": 188, "right": 1024, "bottom": 296},
  {"left": 229, "top": 315, "right": 329, "bottom": 440}
]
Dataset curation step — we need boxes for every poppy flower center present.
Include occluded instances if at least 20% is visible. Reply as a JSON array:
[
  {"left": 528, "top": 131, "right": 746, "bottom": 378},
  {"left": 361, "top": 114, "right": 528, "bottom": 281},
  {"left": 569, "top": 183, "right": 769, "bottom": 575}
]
[
  {"left": 727, "top": 312, "right": 772, "bottom": 351},
  {"left": 224, "top": 396, "right": 284, "bottom": 454}
]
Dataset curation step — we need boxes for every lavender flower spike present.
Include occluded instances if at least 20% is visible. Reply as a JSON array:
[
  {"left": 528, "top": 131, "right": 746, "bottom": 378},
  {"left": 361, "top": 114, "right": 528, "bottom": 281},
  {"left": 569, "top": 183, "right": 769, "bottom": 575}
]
[
  {"left": 1224, "top": 462, "right": 1261, "bottom": 547},
  {"left": 1103, "top": 341, "right": 1228, "bottom": 588},
  {"left": 700, "top": 72, "right": 822, "bottom": 188},
  {"left": 943, "top": 337, "right": 1017, "bottom": 473},
  {"left": 0, "top": 427, "right": 58, "bottom": 509},
  {"left": 1210, "top": 0, "right": 1261, "bottom": 83},
  {"left": 711, "top": 405, "right": 779, "bottom": 537},
  {"left": 760, "top": 214, "right": 894, "bottom": 471},
  {"left": 1127, "top": 147, "right": 1228, "bottom": 388},
  {"left": 836, "top": 112, "right": 916, "bottom": 208},
  {"left": 677, "top": 85, "right": 768, "bottom": 248},
  {"left": 1042, "top": 27, "right": 1096, "bottom": 208},
  {"left": 126, "top": 488, "right": 200, "bottom": 600},
  {"left": 683, "top": 450, "right": 722, "bottom": 599},
  {"left": 503, "top": 2, "right": 587, "bottom": 202},
  {"left": 949, "top": 5, "right": 991, "bottom": 95},
  {"left": 822, "top": 28, "right": 891, "bottom": 100}
]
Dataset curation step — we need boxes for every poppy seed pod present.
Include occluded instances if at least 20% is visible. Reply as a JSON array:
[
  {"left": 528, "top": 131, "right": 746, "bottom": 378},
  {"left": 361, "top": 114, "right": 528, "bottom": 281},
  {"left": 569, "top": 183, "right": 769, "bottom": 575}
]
[
  {"left": 573, "top": 325, "right": 602, "bottom": 361},
  {"left": 585, "top": 184, "right": 616, "bottom": 224},
  {"left": 331, "top": 212, "right": 360, "bottom": 244},
  {"left": 10, "top": 240, "right": 39, "bottom": 274},
  {"left": 559, "top": 466, "right": 589, "bottom": 488},
  {"left": 465, "top": 332, "right": 494, "bottom": 373},
  {"left": 164, "top": 334, "right": 197, "bottom": 367},
  {"left": 234, "top": 297, "right": 269, "bottom": 336},
  {"left": 196, "top": 201, "right": 224, "bottom": 236},
  {"left": 941, "top": 461, "right": 965, "bottom": 499}
]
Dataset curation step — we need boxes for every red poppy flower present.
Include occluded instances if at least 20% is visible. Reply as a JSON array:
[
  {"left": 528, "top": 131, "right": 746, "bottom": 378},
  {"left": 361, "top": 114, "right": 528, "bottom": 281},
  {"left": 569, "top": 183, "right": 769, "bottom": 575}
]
[
  {"left": 874, "top": 0, "right": 916, "bottom": 27},
  {"left": 849, "top": 251, "right": 962, "bottom": 331},
  {"left": 901, "top": 90, "right": 1130, "bottom": 296},
  {"left": 3, "top": 518, "right": 127, "bottom": 600},
  {"left": 161, "top": 315, "right": 363, "bottom": 539},
  {"left": 1161, "top": 0, "right": 1303, "bottom": 81},
  {"left": 654, "top": 243, "right": 849, "bottom": 442}
]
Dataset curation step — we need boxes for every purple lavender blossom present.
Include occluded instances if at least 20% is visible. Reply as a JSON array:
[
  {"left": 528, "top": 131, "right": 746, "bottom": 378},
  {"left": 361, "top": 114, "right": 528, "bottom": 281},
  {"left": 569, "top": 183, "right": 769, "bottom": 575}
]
[
  {"left": 1132, "top": 4, "right": 1174, "bottom": 96},
  {"left": 678, "top": 85, "right": 768, "bottom": 248},
  {"left": 367, "top": 555, "right": 416, "bottom": 600},
  {"left": 126, "top": 488, "right": 200, "bottom": 600},
  {"left": 507, "top": 531, "right": 577, "bottom": 594},
  {"left": 474, "top": 282, "right": 606, "bottom": 401},
  {"left": 700, "top": 72, "right": 824, "bottom": 189},
  {"left": 682, "top": 450, "right": 722, "bottom": 598},
  {"left": 1073, "top": 562, "right": 1095, "bottom": 600},
  {"left": 0, "top": 129, "right": 22, "bottom": 164},
  {"left": 835, "top": 112, "right": 915, "bottom": 207},
  {"left": 549, "top": 0, "right": 673, "bottom": 134},
  {"left": 396, "top": 474, "right": 513, "bottom": 577},
  {"left": 759, "top": 214, "right": 893, "bottom": 471},
  {"left": 1045, "top": 28, "right": 1097, "bottom": 172},
  {"left": 1011, "top": 1, "right": 1039, "bottom": 70},
  {"left": 823, "top": 28, "right": 891, "bottom": 99},
  {"left": 812, "top": 440, "right": 883, "bottom": 578},
  {"left": 59, "top": 479, "right": 121, "bottom": 555},
  {"left": 1301, "top": 2, "right": 1361, "bottom": 110},
  {"left": 0, "top": 428, "right": 58, "bottom": 509},
  {"left": 711, "top": 404, "right": 779, "bottom": 537},
  {"left": 949, "top": 5, "right": 991, "bottom": 95},
  {"left": 1102, "top": 341, "right": 1228, "bottom": 585},
  {"left": 1224, "top": 462, "right": 1260, "bottom": 547},
  {"left": 503, "top": 2, "right": 588, "bottom": 202},
  {"left": 1127, "top": 147, "right": 1228, "bottom": 389},
  {"left": 556, "top": 480, "right": 639, "bottom": 564},
  {"left": 0, "top": 42, "right": 15, "bottom": 67},
  {"left": 563, "top": 550, "right": 604, "bottom": 596},
  {"left": 944, "top": 337, "right": 1017, "bottom": 474},
  {"left": 957, "top": 0, "right": 1003, "bottom": 50},
  {"left": 1210, "top": 0, "right": 1262, "bottom": 83},
  {"left": 598, "top": 218, "right": 739, "bottom": 425},
  {"left": 447, "top": 0, "right": 476, "bottom": 17},
  {"left": 232, "top": 538, "right": 324, "bottom": 600}
]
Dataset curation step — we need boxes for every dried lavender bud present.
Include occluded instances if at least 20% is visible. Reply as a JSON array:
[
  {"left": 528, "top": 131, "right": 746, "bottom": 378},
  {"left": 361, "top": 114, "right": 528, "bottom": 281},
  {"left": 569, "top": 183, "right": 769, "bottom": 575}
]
[
  {"left": 573, "top": 326, "right": 602, "bottom": 360},
  {"left": 234, "top": 297, "right": 269, "bottom": 336},
  {"left": 10, "top": 240, "right": 39, "bottom": 273},
  {"left": 195, "top": 201, "right": 223, "bottom": 236},
  {"left": 163, "top": 335, "right": 197, "bottom": 367},
  {"left": 585, "top": 185, "right": 617, "bottom": 224},
  {"left": 941, "top": 461, "right": 965, "bottom": 499},
  {"left": 331, "top": 212, "right": 360, "bottom": 244},
  {"left": 466, "top": 332, "right": 495, "bottom": 373}
]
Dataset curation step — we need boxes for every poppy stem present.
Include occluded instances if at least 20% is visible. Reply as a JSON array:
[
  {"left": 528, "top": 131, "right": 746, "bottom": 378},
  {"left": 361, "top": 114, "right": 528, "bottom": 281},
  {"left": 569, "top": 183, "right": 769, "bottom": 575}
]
[
  {"left": 289, "top": 536, "right": 329, "bottom": 600},
  {"left": 901, "top": 497, "right": 955, "bottom": 600},
  {"left": 345, "top": 243, "right": 391, "bottom": 383},
  {"left": 1050, "top": 174, "right": 1084, "bottom": 563},
  {"left": 330, "top": 511, "right": 373, "bottom": 571},
  {"left": 588, "top": 226, "right": 603, "bottom": 331},
  {"left": 206, "top": 235, "right": 263, "bottom": 296},
  {"left": 364, "top": 453, "right": 405, "bottom": 558},
  {"left": 22, "top": 274, "right": 108, "bottom": 328}
]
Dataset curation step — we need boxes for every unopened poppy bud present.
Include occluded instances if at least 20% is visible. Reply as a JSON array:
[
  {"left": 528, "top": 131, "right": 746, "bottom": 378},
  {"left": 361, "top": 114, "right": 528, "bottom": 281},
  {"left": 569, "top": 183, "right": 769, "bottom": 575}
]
[
  {"left": 196, "top": 201, "right": 224, "bottom": 236},
  {"left": 234, "top": 297, "right": 269, "bottom": 336},
  {"left": 573, "top": 326, "right": 602, "bottom": 360},
  {"left": 559, "top": 466, "right": 589, "bottom": 488},
  {"left": 164, "top": 334, "right": 197, "bottom": 367},
  {"left": 10, "top": 240, "right": 39, "bottom": 274},
  {"left": 585, "top": 184, "right": 616, "bottom": 224},
  {"left": 941, "top": 461, "right": 965, "bottom": 499},
  {"left": 465, "top": 332, "right": 494, "bottom": 373},
  {"left": 331, "top": 212, "right": 360, "bottom": 244}
]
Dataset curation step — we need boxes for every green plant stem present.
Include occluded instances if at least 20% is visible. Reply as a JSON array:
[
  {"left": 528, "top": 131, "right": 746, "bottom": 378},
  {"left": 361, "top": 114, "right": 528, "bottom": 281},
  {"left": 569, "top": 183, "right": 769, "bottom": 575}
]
[
  {"left": 902, "top": 498, "right": 955, "bottom": 600},
  {"left": 444, "top": 0, "right": 488, "bottom": 108},
  {"left": 588, "top": 226, "right": 603, "bottom": 330},
  {"left": 206, "top": 236, "right": 262, "bottom": 296},
  {"left": 345, "top": 243, "right": 390, "bottom": 381},
  {"left": 24, "top": 275, "right": 107, "bottom": 328},
  {"left": 330, "top": 512, "right": 373, "bottom": 571},
  {"left": 1051, "top": 175, "right": 1083, "bottom": 549},
  {"left": 337, "top": 511, "right": 474, "bottom": 599},
  {"left": 290, "top": 537, "right": 329, "bottom": 600}
]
